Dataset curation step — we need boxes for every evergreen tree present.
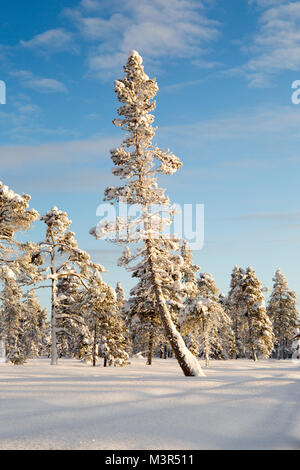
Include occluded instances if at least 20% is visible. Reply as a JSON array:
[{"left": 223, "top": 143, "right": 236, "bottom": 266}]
[
  {"left": 90, "top": 51, "right": 204, "bottom": 376},
  {"left": 21, "top": 289, "right": 47, "bottom": 359},
  {"left": 0, "top": 267, "right": 25, "bottom": 364},
  {"left": 267, "top": 268, "right": 299, "bottom": 359},
  {"left": 39, "top": 206, "right": 104, "bottom": 365},
  {"left": 180, "top": 272, "right": 233, "bottom": 366},
  {"left": 56, "top": 273, "right": 89, "bottom": 359},
  {"left": 126, "top": 278, "right": 163, "bottom": 365},
  {"left": 83, "top": 272, "right": 129, "bottom": 367},
  {"left": 180, "top": 241, "right": 199, "bottom": 298},
  {"left": 116, "top": 281, "right": 126, "bottom": 313},
  {"left": 224, "top": 266, "right": 248, "bottom": 358},
  {"left": 239, "top": 267, "right": 274, "bottom": 361}
]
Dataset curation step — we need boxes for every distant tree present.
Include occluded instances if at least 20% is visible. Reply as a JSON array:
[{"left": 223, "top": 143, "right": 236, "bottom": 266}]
[
  {"left": 116, "top": 282, "right": 126, "bottom": 313},
  {"left": 239, "top": 267, "right": 274, "bottom": 361},
  {"left": 180, "top": 272, "right": 234, "bottom": 366},
  {"left": 83, "top": 272, "right": 129, "bottom": 367},
  {"left": 223, "top": 266, "right": 248, "bottom": 358},
  {"left": 0, "top": 266, "right": 25, "bottom": 364},
  {"left": 267, "top": 268, "right": 299, "bottom": 359},
  {"left": 126, "top": 278, "right": 163, "bottom": 365},
  {"left": 21, "top": 289, "right": 47, "bottom": 359},
  {"left": 55, "top": 273, "right": 90, "bottom": 359}
]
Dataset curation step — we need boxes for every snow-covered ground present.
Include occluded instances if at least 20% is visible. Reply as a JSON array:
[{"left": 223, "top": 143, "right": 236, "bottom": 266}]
[{"left": 0, "top": 357, "right": 299, "bottom": 450}]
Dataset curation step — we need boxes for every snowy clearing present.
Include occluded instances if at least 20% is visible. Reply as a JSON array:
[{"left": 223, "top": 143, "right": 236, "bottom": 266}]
[{"left": 0, "top": 357, "right": 299, "bottom": 450}]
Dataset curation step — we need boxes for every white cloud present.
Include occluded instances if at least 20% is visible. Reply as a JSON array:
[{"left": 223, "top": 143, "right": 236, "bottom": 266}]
[
  {"left": 20, "top": 28, "right": 76, "bottom": 54},
  {"left": 64, "top": 0, "right": 221, "bottom": 78},
  {"left": 25, "top": 78, "right": 67, "bottom": 93},
  {"left": 249, "top": 0, "right": 286, "bottom": 8},
  {"left": 237, "top": 1, "right": 300, "bottom": 86},
  {"left": 79, "top": 0, "right": 103, "bottom": 11},
  {"left": 0, "top": 136, "right": 119, "bottom": 171},
  {"left": 10, "top": 70, "right": 67, "bottom": 93},
  {"left": 160, "top": 106, "right": 300, "bottom": 142},
  {"left": 235, "top": 210, "right": 300, "bottom": 221}
]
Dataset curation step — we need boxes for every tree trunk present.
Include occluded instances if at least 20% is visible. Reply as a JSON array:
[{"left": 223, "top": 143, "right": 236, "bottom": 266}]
[
  {"left": 246, "top": 305, "right": 257, "bottom": 362},
  {"left": 205, "top": 339, "right": 210, "bottom": 367},
  {"left": 276, "top": 342, "right": 280, "bottom": 360},
  {"left": 146, "top": 240, "right": 204, "bottom": 377},
  {"left": 50, "top": 267, "right": 58, "bottom": 365},
  {"left": 147, "top": 330, "right": 154, "bottom": 365},
  {"left": 92, "top": 323, "right": 97, "bottom": 367}
]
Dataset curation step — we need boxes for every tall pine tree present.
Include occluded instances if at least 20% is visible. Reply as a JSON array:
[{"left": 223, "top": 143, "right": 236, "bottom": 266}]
[{"left": 90, "top": 51, "right": 204, "bottom": 376}]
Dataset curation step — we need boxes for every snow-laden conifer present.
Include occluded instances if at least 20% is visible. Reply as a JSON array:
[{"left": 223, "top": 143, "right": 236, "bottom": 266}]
[
  {"left": 56, "top": 273, "right": 89, "bottom": 359},
  {"left": 21, "top": 289, "right": 47, "bottom": 359},
  {"left": 39, "top": 206, "right": 105, "bottom": 365},
  {"left": 239, "top": 267, "right": 274, "bottom": 361},
  {"left": 224, "top": 266, "right": 248, "bottom": 358},
  {"left": 126, "top": 277, "right": 164, "bottom": 365},
  {"left": 0, "top": 267, "right": 25, "bottom": 363},
  {"left": 0, "top": 182, "right": 40, "bottom": 285},
  {"left": 267, "top": 268, "right": 299, "bottom": 359},
  {"left": 180, "top": 272, "right": 233, "bottom": 366},
  {"left": 90, "top": 51, "right": 204, "bottom": 376},
  {"left": 83, "top": 272, "right": 129, "bottom": 367}
]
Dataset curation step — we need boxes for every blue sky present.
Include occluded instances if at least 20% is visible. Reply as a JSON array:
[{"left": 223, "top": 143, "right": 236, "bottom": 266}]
[{"left": 1, "top": 0, "right": 300, "bottom": 311}]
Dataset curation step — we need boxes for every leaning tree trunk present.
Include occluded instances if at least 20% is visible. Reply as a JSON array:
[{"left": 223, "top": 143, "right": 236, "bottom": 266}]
[{"left": 146, "top": 240, "right": 204, "bottom": 377}]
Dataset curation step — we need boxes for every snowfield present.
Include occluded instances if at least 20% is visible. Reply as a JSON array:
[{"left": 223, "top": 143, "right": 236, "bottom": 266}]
[{"left": 0, "top": 357, "right": 299, "bottom": 450}]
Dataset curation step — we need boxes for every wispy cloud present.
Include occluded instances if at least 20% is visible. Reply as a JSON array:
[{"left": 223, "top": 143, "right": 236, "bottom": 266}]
[
  {"left": 20, "top": 28, "right": 77, "bottom": 55},
  {"left": 236, "top": 1, "right": 300, "bottom": 86},
  {"left": 10, "top": 70, "right": 67, "bottom": 93},
  {"left": 249, "top": 0, "right": 286, "bottom": 8},
  {"left": 234, "top": 210, "right": 300, "bottom": 221},
  {"left": 0, "top": 136, "right": 119, "bottom": 171},
  {"left": 63, "top": 0, "right": 221, "bottom": 79},
  {"left": 159, "top": 106, "right": 300, "bottom": 142}
]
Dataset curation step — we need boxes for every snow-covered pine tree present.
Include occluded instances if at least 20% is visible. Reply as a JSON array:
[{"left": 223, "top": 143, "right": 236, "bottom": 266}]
[
  {"left": 21, "top": 289, "right": 47, "bottom": 359},
  {"left": 180, "top": 241, "right": 199, "bottom": 299},
  {"left": 239, "top": 267, "right": 274, "bottom": 361},
  {"left": 180, "top": 272, "right": 233, "bottom": 366},
  {"left": 267, "top": 268, "right": 299, "bottom": 359},
  {"left": 55, "top": 273, "right": 89, "bottom": 359},
  {"left": 0, "top": 182, "right": 39, "bottom": 255},
  {"left": 39, "top": 206, "right": 105, "bottom": 365},
  {"left": 83, "top": 272, "right": 129, "bottom": 367},
  {"left": 218, "top": 292, "right": 237, "bottom": 359},
  {"left": 224, "top": 266, "right": 248, "bottom": 358},
  {"left": 116, "top": 281, "right": 126, "bottom": 313},
  {"left": 0, "top": 182, "right": 40, "bottom": 286},
  {"left": 90, "top": 51, "right": 204, "bottom": 376},
  {"left": 0, "top": 266, "right": 25, "bottom": 364},
  {"left": 126, "top": 277, "right": 164, "bottom": 365}
]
